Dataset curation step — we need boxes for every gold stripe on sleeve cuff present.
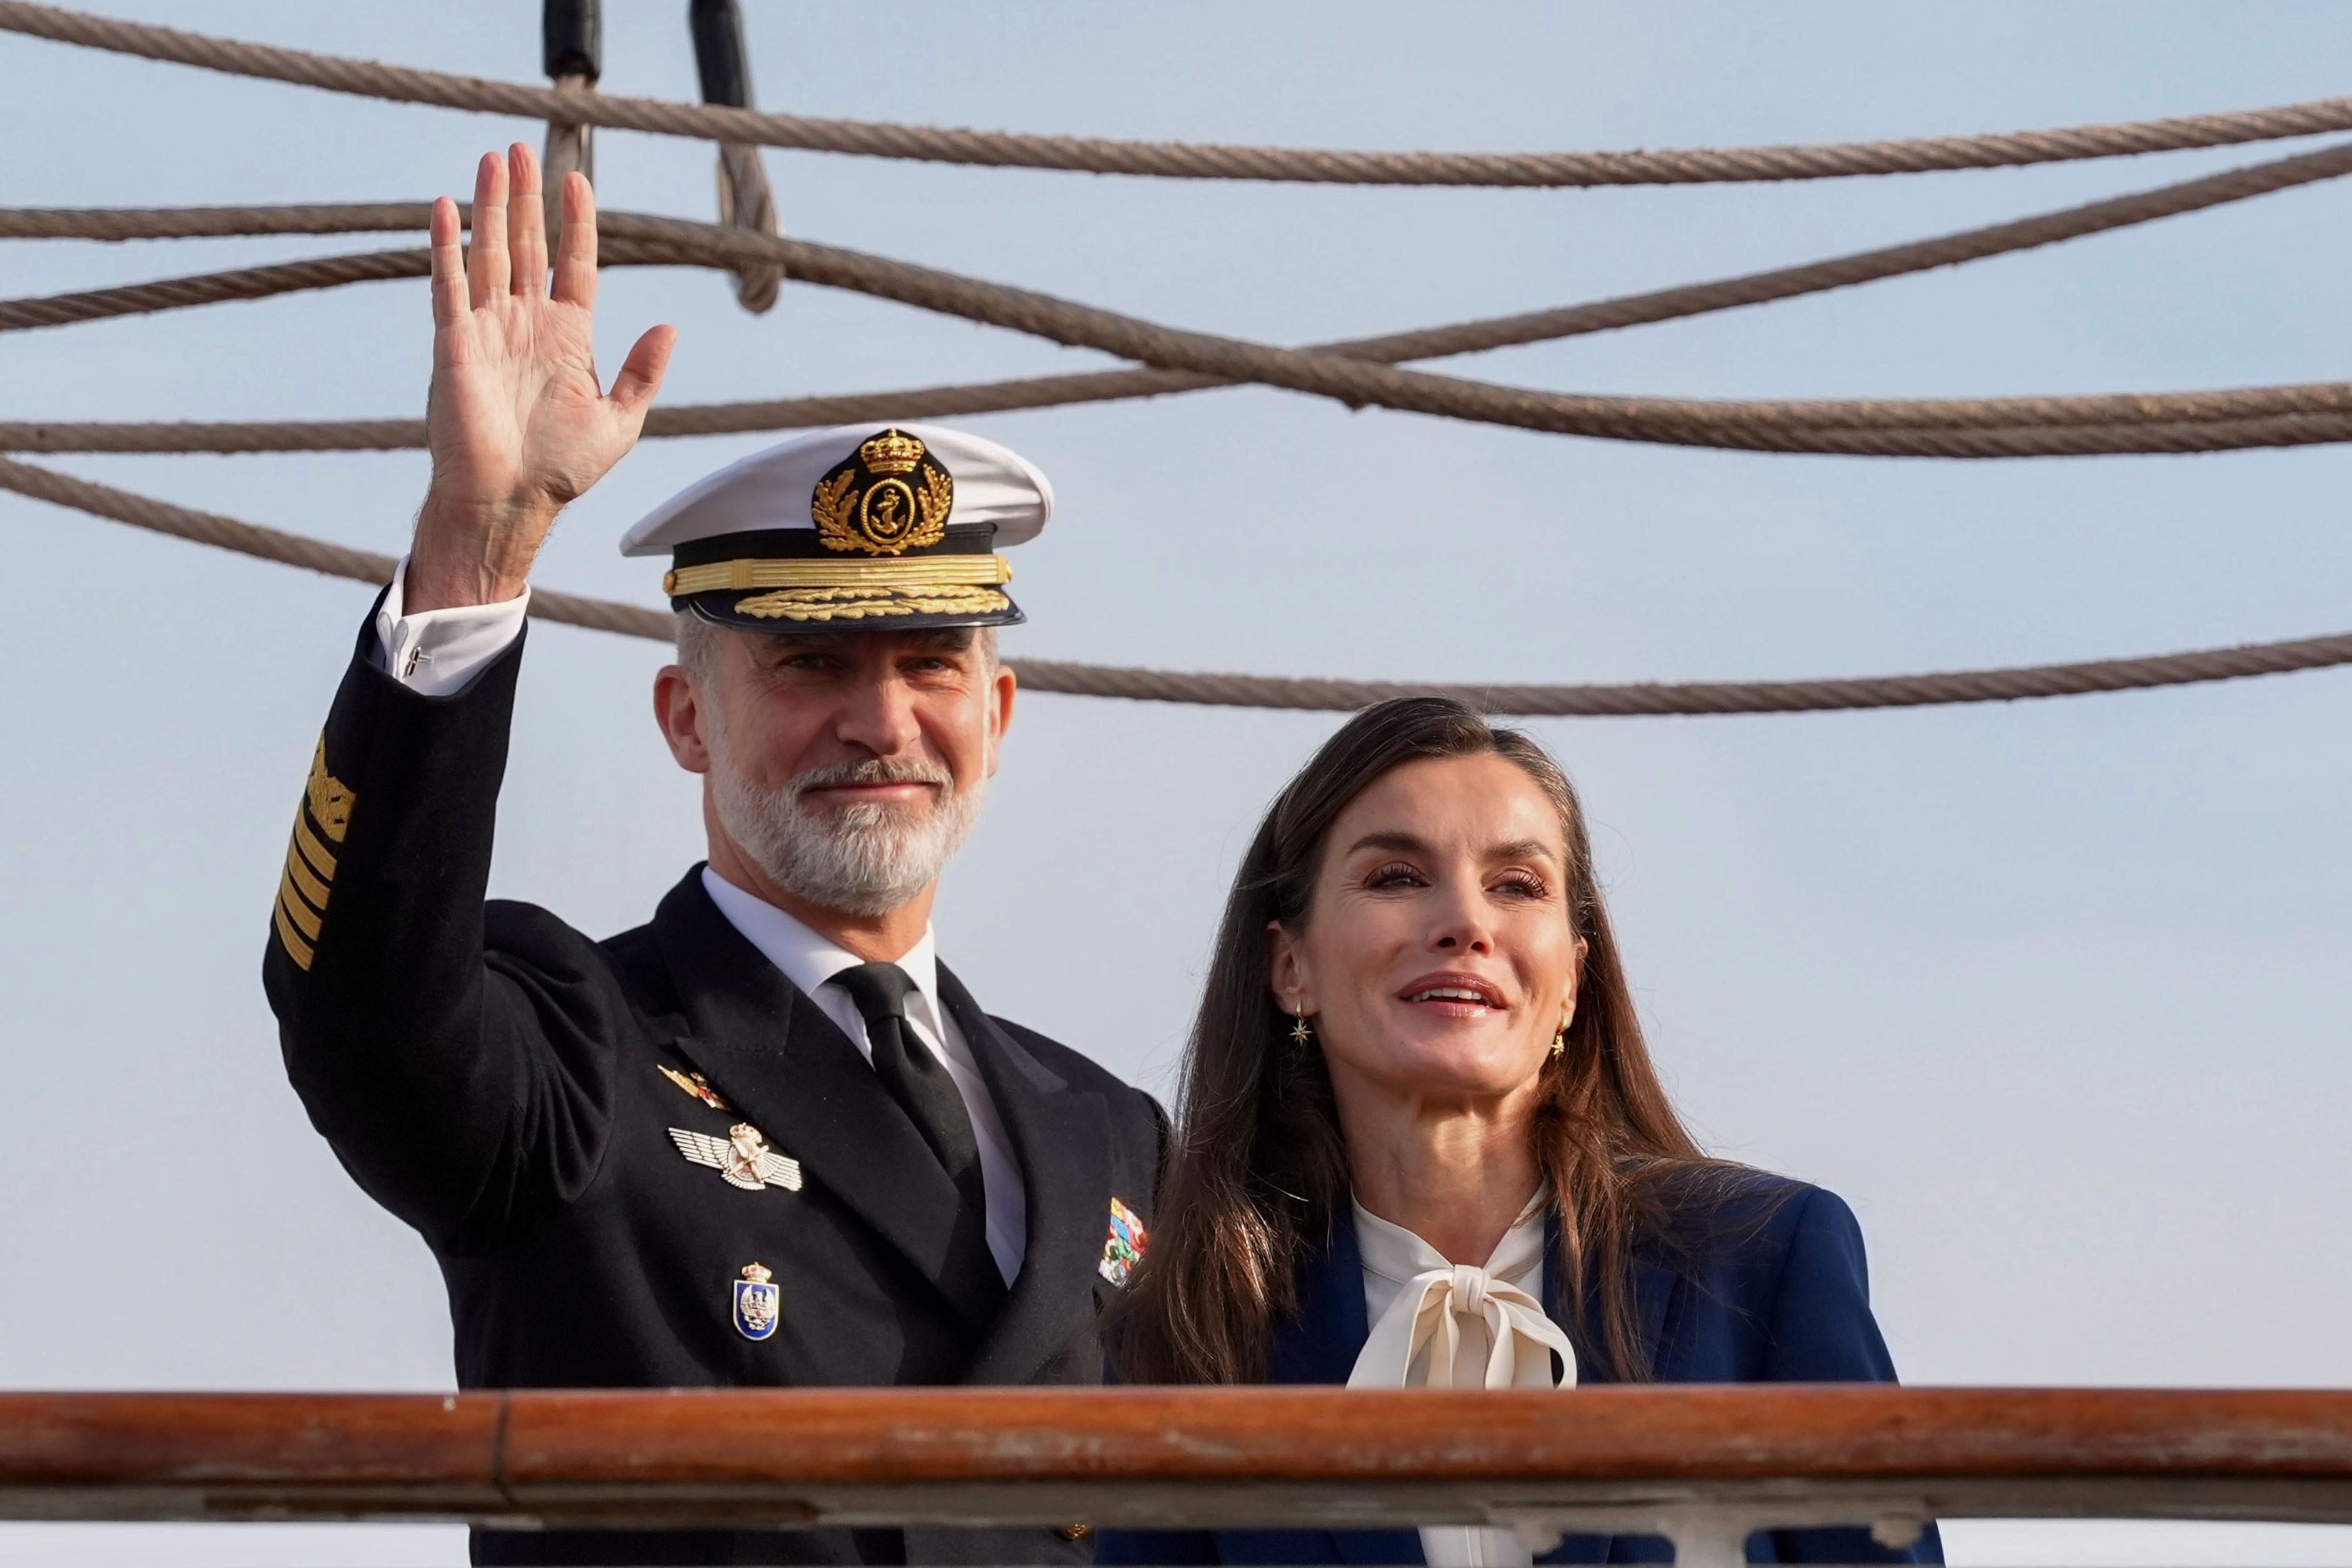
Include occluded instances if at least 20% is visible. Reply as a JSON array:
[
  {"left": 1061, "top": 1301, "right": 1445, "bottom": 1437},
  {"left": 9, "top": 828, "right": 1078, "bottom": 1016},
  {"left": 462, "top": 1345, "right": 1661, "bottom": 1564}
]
[
  {"left": 293, "top": 813, "right": 339, "bottom": 880},
  {"left": 284, "top": 833, "right": 332, "bottom": 910},
  {"left": 276, "top": 870, "right": 324, "bottom": 940},
  {"left": 273, "top": 898, "right": 316, "bottom": 970}
]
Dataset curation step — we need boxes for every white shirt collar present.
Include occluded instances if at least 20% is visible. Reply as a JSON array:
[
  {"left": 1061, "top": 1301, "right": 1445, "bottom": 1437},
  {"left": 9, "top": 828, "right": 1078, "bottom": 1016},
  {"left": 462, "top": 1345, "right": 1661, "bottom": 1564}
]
[
  {"left": 1353, "top": 1187, "right": 1549, "bottom": 1289},
  {"left": 699, "top": 866, "right": 943, "bottom": 1034}
]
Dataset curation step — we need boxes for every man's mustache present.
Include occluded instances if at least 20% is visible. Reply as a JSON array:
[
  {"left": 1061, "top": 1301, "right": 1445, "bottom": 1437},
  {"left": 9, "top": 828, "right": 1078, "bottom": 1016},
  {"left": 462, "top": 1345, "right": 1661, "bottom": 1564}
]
[{"left": 789, "top": 758, "right": 954, "bottom": 804}]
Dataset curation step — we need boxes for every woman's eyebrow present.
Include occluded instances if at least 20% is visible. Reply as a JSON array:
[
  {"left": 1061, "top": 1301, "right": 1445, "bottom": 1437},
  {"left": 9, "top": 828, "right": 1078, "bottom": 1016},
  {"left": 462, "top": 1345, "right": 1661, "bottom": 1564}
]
[
  {"left": 1344, "top": 830, "right": 1430, "bottom": 859},
  {"left": 1488, "top": 837, "right": 1560, "bottom": 865}
]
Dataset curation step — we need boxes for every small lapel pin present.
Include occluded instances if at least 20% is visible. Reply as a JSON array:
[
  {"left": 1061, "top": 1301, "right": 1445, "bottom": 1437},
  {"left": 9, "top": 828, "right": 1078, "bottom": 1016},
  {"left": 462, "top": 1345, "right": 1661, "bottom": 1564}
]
[
  {"left": 659, "top": 1062, "right": 731, "bottom": 1110},
  {"left": 1098, "top": 1196, "right": 1148, "bottom": 1288},
  {"left": 670, "top": 1122, "right": 804, "bottom": 1192},
  {"left": 733, "top": 1262, "right": 780, "bottom": 1341}
]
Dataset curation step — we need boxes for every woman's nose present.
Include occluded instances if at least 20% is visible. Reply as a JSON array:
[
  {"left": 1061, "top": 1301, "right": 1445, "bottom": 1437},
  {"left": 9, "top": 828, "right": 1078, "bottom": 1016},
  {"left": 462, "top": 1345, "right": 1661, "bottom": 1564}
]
[{"left": 1429, "top": 884, "right": 1495, "bottom": 953}]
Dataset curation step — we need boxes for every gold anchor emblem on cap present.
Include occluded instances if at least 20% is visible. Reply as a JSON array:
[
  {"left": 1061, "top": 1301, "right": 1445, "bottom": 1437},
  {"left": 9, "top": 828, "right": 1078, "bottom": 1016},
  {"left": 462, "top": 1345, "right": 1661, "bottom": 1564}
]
[{"left": 811, "top": 428, "right": 953, "bottom": 558}]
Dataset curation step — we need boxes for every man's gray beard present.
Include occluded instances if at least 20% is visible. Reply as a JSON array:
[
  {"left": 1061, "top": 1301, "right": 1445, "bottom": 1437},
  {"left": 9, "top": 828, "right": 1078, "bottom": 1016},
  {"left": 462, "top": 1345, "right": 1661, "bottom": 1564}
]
[{"left": 706, "top": 726, "right": 984, "bottom": 920}]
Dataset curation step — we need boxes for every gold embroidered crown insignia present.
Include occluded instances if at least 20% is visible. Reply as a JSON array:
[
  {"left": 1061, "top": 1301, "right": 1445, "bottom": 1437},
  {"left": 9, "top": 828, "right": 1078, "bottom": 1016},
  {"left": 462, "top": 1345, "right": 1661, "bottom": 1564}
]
[
  {"left": 859, "top": 428, "right": 926, "bottom": 475},
  {"left": 811, "top": 428, "right": 954, "bottom": 558}
]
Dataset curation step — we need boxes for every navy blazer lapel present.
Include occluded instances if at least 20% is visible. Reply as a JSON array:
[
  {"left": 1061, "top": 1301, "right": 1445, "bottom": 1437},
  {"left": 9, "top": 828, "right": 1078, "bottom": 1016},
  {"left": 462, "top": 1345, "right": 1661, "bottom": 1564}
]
[
  {"left": 649, "top": 871, "right": 1001, "bottom": 1330},
  {"left": 1268, "top": 1217, "right": 1371, "bottom": 1385},
  {"left": 1259, "top": 1219, "right": 1426, "bottom": 1567},
  {"left": 1630, "top": 1252, "right": 1678, "bottom": 1381},
  {"left": 934, "top": 964, "right": 1115, "bottom": 1387},
  {"left": 1541, "top": 1212, "right": 1677, "bottom": 1387}
]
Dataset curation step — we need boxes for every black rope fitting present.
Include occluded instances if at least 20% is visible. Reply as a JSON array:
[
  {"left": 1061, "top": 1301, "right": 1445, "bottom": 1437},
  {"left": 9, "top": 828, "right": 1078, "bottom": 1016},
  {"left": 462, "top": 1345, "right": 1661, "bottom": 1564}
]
[
  {"left": 689, "top": 0, "right": 751, "bottom": 109},
  {"left": 541, "top": 0, "right": 600, "bottom": 84}
]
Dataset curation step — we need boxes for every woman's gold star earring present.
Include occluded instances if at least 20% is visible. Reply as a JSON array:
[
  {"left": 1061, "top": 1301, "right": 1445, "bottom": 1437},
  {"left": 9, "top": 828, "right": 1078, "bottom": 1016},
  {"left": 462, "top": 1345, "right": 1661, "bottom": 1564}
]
[
  {"left": 1550, "top": 1024, "right": 1567, "bottom": 1058},
  {"left": 1291, "top": 1003, "right": 1313, "bottom": 1045}
]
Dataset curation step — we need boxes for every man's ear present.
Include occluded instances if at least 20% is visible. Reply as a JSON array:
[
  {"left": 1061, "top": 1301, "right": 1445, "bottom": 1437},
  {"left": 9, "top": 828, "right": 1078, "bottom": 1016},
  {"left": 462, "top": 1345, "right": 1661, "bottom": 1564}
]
[
  {"left": 984, "top": 660, "right": 1016, "bottom": 778},
  {"left": 653, "top": 663, "right": 713, "bottom": 775}
]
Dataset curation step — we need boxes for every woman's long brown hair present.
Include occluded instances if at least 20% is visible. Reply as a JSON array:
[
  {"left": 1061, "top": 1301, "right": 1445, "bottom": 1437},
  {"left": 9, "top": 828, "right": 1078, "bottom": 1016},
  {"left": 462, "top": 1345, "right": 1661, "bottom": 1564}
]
[{"left": 1111, "top": 696, "right": 1756, "bottom": 1386}]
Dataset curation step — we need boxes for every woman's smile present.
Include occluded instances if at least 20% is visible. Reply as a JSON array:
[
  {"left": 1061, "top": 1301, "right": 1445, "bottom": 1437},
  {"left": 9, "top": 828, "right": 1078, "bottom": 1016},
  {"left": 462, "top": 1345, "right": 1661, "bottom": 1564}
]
[{"left": 1394, "top": 969, "right": 1508, "bottom": 1020}]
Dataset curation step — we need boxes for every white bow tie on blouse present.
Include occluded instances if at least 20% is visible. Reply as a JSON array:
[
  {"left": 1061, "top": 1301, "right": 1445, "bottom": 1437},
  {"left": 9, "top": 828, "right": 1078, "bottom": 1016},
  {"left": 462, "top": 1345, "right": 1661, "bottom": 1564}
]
[
  {"left": 1348, "top": 1196, "right": 1577, "bottom": 1392},
  {"left": 1348, "top": 1195, "right": 1577, "bottom": 1568}
]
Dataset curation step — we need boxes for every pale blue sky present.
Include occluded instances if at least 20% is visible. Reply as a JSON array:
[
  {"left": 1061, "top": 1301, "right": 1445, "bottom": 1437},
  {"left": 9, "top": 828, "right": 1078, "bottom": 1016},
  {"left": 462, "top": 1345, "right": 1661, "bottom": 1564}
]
[{"left": 4, "top": 4, "right": 2351, "bottom": 1563}]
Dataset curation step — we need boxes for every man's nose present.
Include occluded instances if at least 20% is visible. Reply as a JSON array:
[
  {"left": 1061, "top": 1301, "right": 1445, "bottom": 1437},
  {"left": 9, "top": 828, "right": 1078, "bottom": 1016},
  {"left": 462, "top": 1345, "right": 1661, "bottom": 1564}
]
[{"left": 834, "top": 673, "right": 923, "bottom": 757}]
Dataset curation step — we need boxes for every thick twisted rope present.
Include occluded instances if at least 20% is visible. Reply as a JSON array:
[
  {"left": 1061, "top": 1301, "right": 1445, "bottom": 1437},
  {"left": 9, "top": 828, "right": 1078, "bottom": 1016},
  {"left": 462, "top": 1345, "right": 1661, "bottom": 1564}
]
[
  {"left": 14, "top": 208, "right": 2352, "bottom": 457},
  {"left": 0, "top": 236, "right": 703, "bottom": 332},
  {"left": 7, "top": 0, "right": 2352, "bottom": 188},
  {"left": 16, "top": 408, "right": 2341, "bottom": 461},
  {"left": 0, "top": 248, "right": 429, "bottom": 330},
  {"left": 595, "top": 217, "right": 2352, "bottom": 441},
  {"left": 0, "top": 455, "right": 662, "bottom": 638},
  {"left": 5, "top": 456, "right": 2346, "bottom": 715},
  {"left": 1007, "top": 640, "right": 2352, "bottom": 714},
  {"left": 12, "top": 136, "right": 2352, "bottom": 453}
]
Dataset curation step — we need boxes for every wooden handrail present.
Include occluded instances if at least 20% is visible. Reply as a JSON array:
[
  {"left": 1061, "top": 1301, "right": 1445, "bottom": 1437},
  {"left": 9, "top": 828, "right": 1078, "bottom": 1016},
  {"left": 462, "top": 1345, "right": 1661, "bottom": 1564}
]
[{"left": 9, "top": 1387, "right": 2352, "bottom": 1544}]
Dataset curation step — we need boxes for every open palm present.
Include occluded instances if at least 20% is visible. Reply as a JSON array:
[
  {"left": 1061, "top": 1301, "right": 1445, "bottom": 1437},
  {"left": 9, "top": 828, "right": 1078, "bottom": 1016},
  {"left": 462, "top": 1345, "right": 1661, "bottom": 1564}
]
[{"left": 412, "top": 145, "right": 674, "bottom": 611}]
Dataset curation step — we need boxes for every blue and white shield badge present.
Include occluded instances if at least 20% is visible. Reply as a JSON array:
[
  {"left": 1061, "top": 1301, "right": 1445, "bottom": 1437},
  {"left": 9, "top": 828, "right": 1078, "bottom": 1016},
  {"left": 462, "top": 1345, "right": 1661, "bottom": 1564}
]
[{"left": 733, "top": 1262, "right": 780, "bottom": 1341}]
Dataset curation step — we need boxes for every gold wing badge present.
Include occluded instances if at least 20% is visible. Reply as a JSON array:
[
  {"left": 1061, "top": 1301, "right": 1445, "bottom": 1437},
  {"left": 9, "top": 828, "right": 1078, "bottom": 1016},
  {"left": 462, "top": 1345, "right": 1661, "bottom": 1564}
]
[{"left": 669, "top": 1123, "right": 804, "bottom": 1193}]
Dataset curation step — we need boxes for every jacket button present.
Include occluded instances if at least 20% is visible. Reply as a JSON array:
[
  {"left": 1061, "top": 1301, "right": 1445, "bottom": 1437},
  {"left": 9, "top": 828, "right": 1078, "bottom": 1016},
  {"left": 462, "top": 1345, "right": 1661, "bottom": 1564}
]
[{"left": 1056, "top": 1524, "right": 1093, "bottom": 1541}]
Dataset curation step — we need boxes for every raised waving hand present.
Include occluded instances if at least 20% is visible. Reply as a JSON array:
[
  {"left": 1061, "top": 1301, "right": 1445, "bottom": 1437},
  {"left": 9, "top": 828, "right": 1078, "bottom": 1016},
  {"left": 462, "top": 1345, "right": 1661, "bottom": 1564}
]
[{"left": 407, "top": 143, "right": 676, "bottom": 612}]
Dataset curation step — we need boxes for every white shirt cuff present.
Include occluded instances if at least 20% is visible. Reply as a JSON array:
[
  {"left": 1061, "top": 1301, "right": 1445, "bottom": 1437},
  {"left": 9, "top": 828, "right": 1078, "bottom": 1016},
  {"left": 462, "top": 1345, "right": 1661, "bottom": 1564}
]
[{"left": 372, "top": 556, "right": 531, "bottom": 698}]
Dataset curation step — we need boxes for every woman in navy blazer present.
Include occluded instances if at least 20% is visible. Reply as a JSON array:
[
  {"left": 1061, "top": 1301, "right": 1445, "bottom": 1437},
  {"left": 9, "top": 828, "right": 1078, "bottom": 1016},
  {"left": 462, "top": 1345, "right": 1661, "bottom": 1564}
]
[{"left": 1100, "top": 698, "right": 1939, "bottom": 1567}]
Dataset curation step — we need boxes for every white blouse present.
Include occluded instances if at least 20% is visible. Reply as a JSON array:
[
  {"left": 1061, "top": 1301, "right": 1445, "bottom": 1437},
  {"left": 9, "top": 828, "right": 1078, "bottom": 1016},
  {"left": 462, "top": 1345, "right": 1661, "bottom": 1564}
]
[{"left": 1349, "top": 1194, "right": 1577, "bottom": 1568}]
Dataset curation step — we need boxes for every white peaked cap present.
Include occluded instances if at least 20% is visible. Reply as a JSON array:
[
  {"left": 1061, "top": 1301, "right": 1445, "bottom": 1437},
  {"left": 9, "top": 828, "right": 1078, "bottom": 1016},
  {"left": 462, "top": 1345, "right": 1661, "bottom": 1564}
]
[
  {"left": 620, "top": 423, "right": 1054, "bottom": 633},
  {"left": 621, "top": 423, "right": 1054, "bottom": 557}
]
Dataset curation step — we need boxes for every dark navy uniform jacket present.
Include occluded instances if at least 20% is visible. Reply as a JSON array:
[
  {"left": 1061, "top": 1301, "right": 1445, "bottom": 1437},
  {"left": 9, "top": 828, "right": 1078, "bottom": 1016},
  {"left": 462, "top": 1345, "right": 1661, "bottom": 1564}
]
[
  {"left": 1099, "top": 1181, "right": 1942, "bottom": 1567},
  {"left": 263, "top": 619, "right": 1166, "bottom": 1565}
]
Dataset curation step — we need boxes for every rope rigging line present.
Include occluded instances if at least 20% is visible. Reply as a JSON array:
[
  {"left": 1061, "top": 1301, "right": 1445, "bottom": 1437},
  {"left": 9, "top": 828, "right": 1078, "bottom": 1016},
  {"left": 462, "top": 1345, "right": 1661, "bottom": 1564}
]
[
  {"left": 0, "top": 236, "right": 705, "bottom": 333},
  {"left": 587, "top": 215, "right": 2352, "bottom": 441},
  {"left": 11, "top": 136, "right": 2352, "bottom": 453},
  {"left": 6, "top": 454, "right": 2348, "bottom": 716},
  {"left": 8, "top": 0, "right": 2352, "bottom": 189},
  {"left": 8, "top": 15, "right": 2343, "bottom": 720},
  {"left": 15, "top": 211, "right": 2352, "bottom": 458}
]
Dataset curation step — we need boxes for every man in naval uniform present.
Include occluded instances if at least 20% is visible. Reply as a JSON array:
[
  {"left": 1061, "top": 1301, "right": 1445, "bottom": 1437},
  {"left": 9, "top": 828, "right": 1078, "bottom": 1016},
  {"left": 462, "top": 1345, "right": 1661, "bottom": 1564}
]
[{"left": 262, "top": 145, "right": 1163, "bottom": 1565}]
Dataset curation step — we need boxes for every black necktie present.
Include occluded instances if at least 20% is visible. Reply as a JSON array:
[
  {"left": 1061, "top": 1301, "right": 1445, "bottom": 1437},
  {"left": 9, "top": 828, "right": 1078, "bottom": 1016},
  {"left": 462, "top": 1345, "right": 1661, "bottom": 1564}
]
[{"left": 832, "top": 961, "right": 1005, "bottom": 1310}]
